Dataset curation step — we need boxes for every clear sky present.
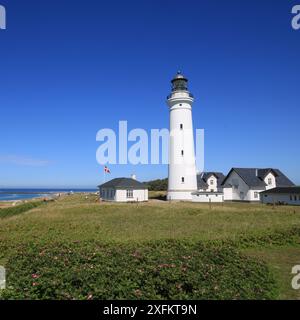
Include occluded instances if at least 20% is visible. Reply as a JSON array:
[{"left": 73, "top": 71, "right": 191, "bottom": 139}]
[{"left": 0, "top": 0, "right": 299, "bottom": 188}]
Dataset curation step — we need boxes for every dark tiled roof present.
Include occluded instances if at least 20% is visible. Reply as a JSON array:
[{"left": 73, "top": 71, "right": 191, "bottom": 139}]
[
  {"left": 98, "top": 178, "right": 148, "bottom": 189},
  {"left": 261, "top": 187, "right": 300, "bottom": 194},
  {"left": 197, "top": 172, "right": 225, "bottom": 189},
  {"left": 271, "top": 169, "right": 295, "bottom": 187},
  {"left": 196, "top": 175, "right": 208, "bottom": 189},
  {"left": 222, "top": 168, "right": 295, "bottom": 188}
]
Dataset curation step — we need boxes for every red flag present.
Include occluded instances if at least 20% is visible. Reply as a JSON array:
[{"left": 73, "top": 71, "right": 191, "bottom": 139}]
[{"left": 104, "top": 166, "right": 111, "bottom": 174}]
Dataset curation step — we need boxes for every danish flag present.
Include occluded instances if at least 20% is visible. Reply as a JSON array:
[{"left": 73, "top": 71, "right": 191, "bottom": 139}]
[{"left": 104, "top": 166, "right": 111, "bottom": 174}]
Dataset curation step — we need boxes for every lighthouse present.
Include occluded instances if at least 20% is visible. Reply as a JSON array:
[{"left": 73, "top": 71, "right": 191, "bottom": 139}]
[{"left": 167, "top": 71, "right": 198, "bottom": 201}]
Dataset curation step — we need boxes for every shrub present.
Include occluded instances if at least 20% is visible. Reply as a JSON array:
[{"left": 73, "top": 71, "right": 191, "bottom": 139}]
[{"left": 1, "top": 240, "right": 278, "bottom": 300}]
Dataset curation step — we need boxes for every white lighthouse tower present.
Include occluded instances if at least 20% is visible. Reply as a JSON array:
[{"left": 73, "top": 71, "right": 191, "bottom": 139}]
[{"left": 167, "top": 71, "right": 198, "bottom": 201}]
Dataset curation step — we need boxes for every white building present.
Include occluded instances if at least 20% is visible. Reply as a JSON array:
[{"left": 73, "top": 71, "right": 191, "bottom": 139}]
[
  {"left": 222, "top": 168, "right": 295, "bottom": 202},
  {"left": 192, "top": 172, "right": 225, "bottom": 203},
  {"left": 167, "top": 72, "right": 198, "bottom": 201},
  {"left": 98, "top": 176, "right": 148, "bottom": 202},
  {"left": 260, "top": 187, "right": 300, "bottom": 205}
]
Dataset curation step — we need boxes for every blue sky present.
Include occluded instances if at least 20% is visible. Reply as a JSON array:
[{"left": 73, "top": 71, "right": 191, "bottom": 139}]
[{"left": 0, "top": 0, "right": 299, "bottom": 188}]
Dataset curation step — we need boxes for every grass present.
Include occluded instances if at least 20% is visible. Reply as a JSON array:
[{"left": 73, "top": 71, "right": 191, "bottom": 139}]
[
  {"left": 0, "top": 201, "right": 44, "bottom": 219},
  {"left": 0, "top": 193, "right": 300, "bottom": 299},
  {"left": 244, "top": 246, "right": 300, "bottom": 300}
]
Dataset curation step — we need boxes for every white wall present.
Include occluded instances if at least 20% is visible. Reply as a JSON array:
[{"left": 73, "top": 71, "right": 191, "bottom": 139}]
[
  {"left": 223, "top": 187, "right": 233, "bottom": 201},
  {"left": 223, "top": 171, "right": 263, "bottom": 201},
  {"left": 100, "top": 188, "right": 148, "bottom": 202},
  {"left": 261, "top": 193, "right": 300, "bottom": 205},
  {"left": 167, "top": 190, "right": 194, "bottom": 201},
  {"left": 223, "top": 171, "right": 250, "bottom": 201},
  {"left": 192, "top": 193, "right": 224, "bottom": 203},
  {"left": 167, "top": 91, "right": 197, "bottom": 201},
  {"left": 115, "top": 189, "right": 148, "bottom": 202}
]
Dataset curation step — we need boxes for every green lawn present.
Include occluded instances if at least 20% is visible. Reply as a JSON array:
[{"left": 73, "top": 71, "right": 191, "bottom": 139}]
[
  {"left": 0, "top": 194, "right": 300, "bottom": 299},
  {"left": 244, "top": 246, "right": 300, "bottom": 300}
]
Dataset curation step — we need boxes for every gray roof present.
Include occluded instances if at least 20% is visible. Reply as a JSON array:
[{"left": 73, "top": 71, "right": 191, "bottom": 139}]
[
  {"left": 261, "top": 187, "right": 300, "bottom": 194},
  {"left": 197, "top": 172, "right": 225, "bottom": 189},
  {"left": 222, "top": 168, "right": 295, "bottom": 188},
  {"left": 98, "top": 178, "right": 148, "bottom": 190}
]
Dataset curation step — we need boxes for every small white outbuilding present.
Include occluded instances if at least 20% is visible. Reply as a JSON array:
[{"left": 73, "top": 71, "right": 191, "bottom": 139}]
[
  {"left": 260, "top": 187, "right": 300, "bottom": 206},
  {"left": 98, "top": 177, "right": 148, "bottom": 202}
]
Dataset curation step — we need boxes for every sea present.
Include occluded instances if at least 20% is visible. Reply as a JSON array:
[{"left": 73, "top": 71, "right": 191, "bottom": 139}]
[{"left": 0, "top": 189, "right": 98, "bottom": 201}]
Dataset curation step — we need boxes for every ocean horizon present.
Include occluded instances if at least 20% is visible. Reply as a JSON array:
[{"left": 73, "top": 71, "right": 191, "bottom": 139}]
[{"left": 0, "top": 188, "right": 98, "bottom": 201}]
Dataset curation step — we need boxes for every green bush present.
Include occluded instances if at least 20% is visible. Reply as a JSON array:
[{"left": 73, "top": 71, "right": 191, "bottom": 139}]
[
  {"left": 146, "top": 178, "right": 168, "bottom": 191},
  {"left": 1, "top": 240, "right": 278, "bottom": 300},
  {"left": 0, "top": 201, "right": 44, "bottom": 219}
]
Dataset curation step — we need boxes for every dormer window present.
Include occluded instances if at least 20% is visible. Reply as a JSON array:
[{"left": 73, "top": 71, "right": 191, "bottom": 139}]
[
  {"left": 268, "top": 178, "right": 272, "bottom": 185},
  {"left": 210, "top": 180, "right": 214, "bottom": 185},
  {"left": 180, "top": 124, "right": 183, "bottom": 130}
]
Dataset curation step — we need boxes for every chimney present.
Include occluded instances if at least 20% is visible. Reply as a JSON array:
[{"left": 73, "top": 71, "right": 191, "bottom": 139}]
[{"left": 131, "top": 174, "right": 137, "bottom": 180}]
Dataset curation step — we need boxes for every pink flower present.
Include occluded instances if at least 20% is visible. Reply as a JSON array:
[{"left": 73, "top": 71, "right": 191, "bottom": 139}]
[{"left": 32, "top": 274, "right": 40, "bottom": 279}]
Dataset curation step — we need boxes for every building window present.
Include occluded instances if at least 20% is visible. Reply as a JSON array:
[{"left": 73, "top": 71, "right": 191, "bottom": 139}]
[
  {"left": 268, "top": 178, "right": 272, "bottom": 185},
  {"left": 210, "top": 180, "right": 214, "bottom": 185},
  {"left": 254, "top": 192, "right": 259, "bottom": 199},
  {"left": 290, "top": 195, "right": 293, "bottom": 201},
  {"left": 181, "top": 150, "right": 184, "bottom": 156},
  {"left": 181, "top": 177, "right": 185, "bottom": 183},
  {"left": 211, "top": 189, "right": 214, "bottom": 193},
  {"left": 111, "top": 189, "right": 114, "bottom": 198},
  {"left": 240, "top": 192, "right": 244, "bottom": 199},
  {"left": 180, "top": 124, "right": 183, "bottom": 130},
  {"left": 295, "top": 196, "right": 297, "bottom": 201},
  {"left": 126, "top": 189, "right": 133, "bottom": 198},
  {"left": 179, "top": 103, "right": 182, "bottom": 106}
]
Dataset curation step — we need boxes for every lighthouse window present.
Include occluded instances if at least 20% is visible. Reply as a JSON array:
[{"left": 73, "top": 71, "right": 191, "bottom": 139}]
[
  {"left": 180, "top": 124, "right": 183, "bottom": 130},
  {"left": 181, "top": 177, "right": 185, "bottom": 183}
]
